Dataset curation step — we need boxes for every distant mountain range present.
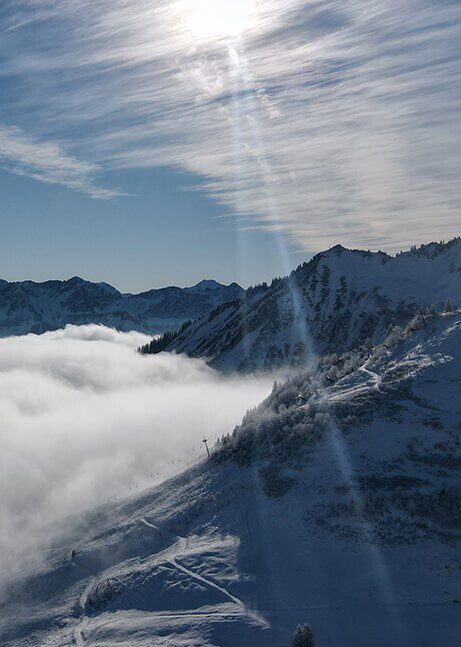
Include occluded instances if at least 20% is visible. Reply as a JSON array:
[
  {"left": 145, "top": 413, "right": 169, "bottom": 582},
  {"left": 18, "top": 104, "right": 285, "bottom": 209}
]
[
  {"left": 142, "top": 238, "right": 461, "bottom": 371},
  {"left": 0, "top": 277, "right": 243, "bottom": 337}
]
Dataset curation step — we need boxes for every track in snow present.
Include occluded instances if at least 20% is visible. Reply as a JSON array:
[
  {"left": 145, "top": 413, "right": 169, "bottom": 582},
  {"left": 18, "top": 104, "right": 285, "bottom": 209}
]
[
  {"left": 358, "top": 364, "right": 382, "bottom": 392},
  {"left": 73, "top": 576, "right": 96, "bottom": 646},
  {"left": 69, "top": 515, "right": 258, "bottom": 645},
  {"left": 74, "top": 617, "right": 89, "bottom": 647},
  {"left": 169, "top": 556, "right": 244, "bottom": 607},
  {"left": 139, "top": 516, "right": 245, "bottom": 608}
]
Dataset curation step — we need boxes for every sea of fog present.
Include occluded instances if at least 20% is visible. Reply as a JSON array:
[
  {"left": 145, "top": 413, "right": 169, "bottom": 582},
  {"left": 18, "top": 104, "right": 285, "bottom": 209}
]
[{"left": 0, "top": 325, "right": 273, "bottom": 590}]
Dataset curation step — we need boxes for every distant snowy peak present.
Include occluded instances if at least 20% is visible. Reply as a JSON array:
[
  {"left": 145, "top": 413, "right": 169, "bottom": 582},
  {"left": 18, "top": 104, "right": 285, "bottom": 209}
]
[
  {"left": 0, "top": 277, "right": 244, "bottom": 337},
  {"left": 187, "top": 279, "right": 227, "bottom": 291},
  {"left": 146, "top": 238, "right": 460, "bottom": 371}
]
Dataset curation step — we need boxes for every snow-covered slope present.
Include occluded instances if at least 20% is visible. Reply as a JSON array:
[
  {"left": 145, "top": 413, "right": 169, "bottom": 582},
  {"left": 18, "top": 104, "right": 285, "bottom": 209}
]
[
  {"left": 0, "top": 277, "right": 243, "bottom": 337},
  {"left": 148, "top": 238, "right": 461, "bottom": 372},
  {"left": 2, "top": 312, "right": 459, "bottom": 646}
]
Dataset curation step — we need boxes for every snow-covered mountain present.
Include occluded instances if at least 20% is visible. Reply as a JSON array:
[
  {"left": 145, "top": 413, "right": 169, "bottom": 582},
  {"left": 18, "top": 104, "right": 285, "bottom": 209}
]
[
  {"left": 143, "top": 238, "right": 461, "bottom": 372},
  {"left": 2, "top": 311, "right": 460, "bottom": 646},
  {"left": 0, "top": 277, "right": 243, "bottom": 337}
]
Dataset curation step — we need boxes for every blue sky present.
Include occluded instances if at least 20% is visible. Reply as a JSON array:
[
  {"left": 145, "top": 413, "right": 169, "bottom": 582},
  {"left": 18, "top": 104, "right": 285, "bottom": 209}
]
[
  {"left": 0, "top": 163, "right": 301, "bottom": 290},
  {"left": 0, "top": 0, "right": 460, "bottom": 291}
]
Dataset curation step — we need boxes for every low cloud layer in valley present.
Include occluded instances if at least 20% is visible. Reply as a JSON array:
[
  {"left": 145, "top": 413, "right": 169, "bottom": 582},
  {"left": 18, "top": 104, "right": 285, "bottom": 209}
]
[{"left": 0, "top": 325, "right": 272, "bottom": 592}]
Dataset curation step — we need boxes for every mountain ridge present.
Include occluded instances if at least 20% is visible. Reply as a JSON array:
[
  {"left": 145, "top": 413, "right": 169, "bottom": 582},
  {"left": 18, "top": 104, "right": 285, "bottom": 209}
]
[
  {"left": 142, "top": 238, "right": 461, "bottom": 371},
  {"left": 0, "top": 276, "right": 244, "bottom": 337}
]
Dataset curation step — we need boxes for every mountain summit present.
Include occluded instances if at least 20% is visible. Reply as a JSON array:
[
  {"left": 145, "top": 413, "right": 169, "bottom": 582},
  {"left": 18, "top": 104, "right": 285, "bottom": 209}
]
[{"left": 142, "top": 239, "right": 461, "bottom": 371}]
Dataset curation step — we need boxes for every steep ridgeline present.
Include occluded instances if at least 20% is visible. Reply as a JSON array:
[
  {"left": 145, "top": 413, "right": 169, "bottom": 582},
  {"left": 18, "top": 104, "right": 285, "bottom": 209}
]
[
  {"left": 0, "top": 277, "right": 243, "bottom": 337},
  {"left": 142, "top": 238, "right": 460, "bottom": 371}
]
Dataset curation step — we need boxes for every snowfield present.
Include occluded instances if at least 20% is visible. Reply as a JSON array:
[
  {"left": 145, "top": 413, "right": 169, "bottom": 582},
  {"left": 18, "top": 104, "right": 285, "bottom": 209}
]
[{"left": 1, "top": 312, "right": 459, "bottom": 646}]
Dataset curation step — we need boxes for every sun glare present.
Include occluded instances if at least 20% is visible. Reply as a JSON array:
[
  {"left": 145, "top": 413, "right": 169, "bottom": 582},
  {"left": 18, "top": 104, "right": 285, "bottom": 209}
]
[{"left": 189, "top": 0, "right": 256, "bottom": 39}]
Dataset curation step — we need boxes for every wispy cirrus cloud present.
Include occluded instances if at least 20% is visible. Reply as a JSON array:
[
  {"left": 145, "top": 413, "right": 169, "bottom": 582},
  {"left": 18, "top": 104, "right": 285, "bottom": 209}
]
[
  {"left": 0, "top": 125, "right": 119, "bottom": 198},
  {"left": 1, "top": 0, "right": 460, "bottom": 249}
]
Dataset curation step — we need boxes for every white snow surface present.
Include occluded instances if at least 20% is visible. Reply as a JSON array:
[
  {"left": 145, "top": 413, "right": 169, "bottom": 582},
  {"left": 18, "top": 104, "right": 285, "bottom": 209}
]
[{"left": 1, "top": 312, "right": 460, "bottom": 646}]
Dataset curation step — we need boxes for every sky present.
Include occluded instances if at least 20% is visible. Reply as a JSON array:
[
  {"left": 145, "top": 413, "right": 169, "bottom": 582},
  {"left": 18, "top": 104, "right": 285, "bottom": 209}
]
[{"left": 0, "top": 0, "right": 460, "bottom": 291}]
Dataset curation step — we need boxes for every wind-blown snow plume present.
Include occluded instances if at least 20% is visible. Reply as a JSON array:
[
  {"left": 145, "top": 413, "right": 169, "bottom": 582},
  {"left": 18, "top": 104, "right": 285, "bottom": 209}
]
[{"left": 0, "top": 325, "right": 272, "bottom": 590}]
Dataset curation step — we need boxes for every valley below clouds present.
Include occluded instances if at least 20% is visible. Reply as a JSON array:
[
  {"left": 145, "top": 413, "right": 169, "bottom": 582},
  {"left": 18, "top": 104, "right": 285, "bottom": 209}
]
[{"left": 0, "top": 325, "right": 272, "bottom": 592}]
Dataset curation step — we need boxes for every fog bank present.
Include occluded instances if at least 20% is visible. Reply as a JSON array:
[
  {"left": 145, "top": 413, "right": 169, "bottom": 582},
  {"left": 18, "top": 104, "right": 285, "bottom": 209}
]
[{"left": 0, "top": 325, "right": 272, "bottom": 589}]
